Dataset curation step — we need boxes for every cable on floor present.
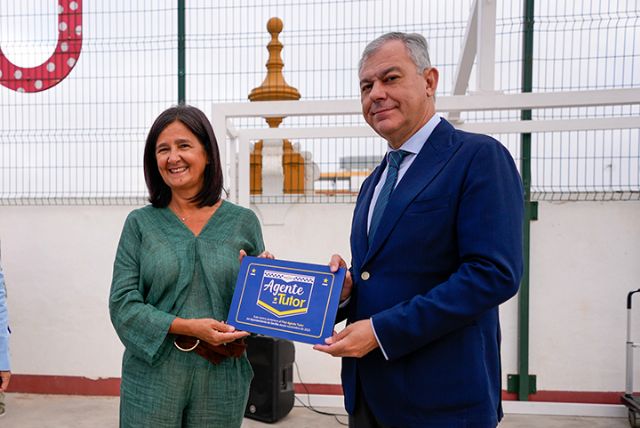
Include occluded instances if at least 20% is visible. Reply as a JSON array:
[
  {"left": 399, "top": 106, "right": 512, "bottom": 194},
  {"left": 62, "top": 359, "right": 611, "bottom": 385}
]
[{"left": 294, "top": 361, "right": 348, "bottom": 426}]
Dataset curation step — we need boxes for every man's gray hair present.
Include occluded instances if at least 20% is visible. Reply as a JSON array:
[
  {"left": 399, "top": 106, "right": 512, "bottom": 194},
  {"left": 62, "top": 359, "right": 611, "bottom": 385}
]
[{"left": 359, "top": 32, "right": 432, "bottom": 74}]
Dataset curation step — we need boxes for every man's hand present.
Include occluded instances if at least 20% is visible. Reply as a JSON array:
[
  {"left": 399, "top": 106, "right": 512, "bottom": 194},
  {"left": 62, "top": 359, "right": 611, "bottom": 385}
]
[
  {"left": 329, "top": 254, "right": 352, "bottom": 302},
  {"left": 313, "top": 319, "right": 379, "bottom": 358},
  {"left": 0, "top": 370, "right": 11, "bottom": 392}
]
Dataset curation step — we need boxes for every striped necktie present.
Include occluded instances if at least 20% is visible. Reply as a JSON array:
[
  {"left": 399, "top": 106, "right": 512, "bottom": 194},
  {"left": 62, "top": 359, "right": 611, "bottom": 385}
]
[{"left": 368, "top": 149, "right": 409, "bottom": 245}]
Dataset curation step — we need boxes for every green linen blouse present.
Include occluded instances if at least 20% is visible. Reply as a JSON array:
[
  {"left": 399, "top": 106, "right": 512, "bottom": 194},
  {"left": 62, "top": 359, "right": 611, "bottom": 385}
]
[{"left": 109, "top": 200, "right": 265, "bottom": 366}]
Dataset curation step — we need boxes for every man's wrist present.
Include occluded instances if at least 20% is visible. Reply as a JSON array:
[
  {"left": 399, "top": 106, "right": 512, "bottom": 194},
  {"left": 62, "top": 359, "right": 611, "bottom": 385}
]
[
  {"left": 370, "top": 317, "right": 390, "bottom": 360},
  {"left": 338, "top": 296, "right": 351, "bottom": 308}
]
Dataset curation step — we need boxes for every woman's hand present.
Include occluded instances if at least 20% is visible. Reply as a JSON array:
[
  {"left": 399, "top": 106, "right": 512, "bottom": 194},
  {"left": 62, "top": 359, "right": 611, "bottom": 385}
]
[
  {"left": 191, "top": 318, "right": 249, "bottom": 346},
  {"left": 0, "top": 370, "right": 11, "bottom": 392},
  {"left": 238, "top": 249, "right": 275, "bottom": 262},
  {"left": 170, "top": 317, "right": 249, "bottom": 346}
]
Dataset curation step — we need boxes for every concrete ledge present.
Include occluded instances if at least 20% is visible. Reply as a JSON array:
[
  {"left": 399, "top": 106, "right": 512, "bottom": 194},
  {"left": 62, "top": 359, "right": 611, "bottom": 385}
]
[
  {"left": 295, "top": 394, "right": 629, "bottom": 418},
  {"left": 503, "top": 401, "right": 628, "bottom": 418}
]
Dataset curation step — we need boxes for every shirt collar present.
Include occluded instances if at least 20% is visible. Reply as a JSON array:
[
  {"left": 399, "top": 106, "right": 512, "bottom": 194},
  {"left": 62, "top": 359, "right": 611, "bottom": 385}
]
[{"left": 387, "top": 113, "right": 441, "bottom": 155}]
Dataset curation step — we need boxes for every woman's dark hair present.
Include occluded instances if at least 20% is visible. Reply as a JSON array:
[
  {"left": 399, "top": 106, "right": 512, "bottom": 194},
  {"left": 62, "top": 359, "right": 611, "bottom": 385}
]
[{"left": 143, "top": 104, "right": 223, "bottom": 208}]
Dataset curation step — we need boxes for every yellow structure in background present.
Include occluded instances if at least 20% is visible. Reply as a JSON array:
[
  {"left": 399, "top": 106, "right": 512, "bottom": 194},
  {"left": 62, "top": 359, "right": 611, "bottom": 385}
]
[{"left": 249, "top": 17, "right": 305, "bottom": 194}]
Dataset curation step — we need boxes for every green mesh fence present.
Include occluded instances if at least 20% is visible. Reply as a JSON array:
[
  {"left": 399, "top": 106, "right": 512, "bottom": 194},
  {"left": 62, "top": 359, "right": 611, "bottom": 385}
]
[{"left": 0, "top": 0, "right": 638, "bottom": 204}]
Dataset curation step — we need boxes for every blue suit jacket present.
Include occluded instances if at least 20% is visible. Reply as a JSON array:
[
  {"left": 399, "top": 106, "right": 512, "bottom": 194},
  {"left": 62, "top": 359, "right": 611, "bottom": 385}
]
[{"left": 341, "top": 119, "right": 524, "bottom": 427}]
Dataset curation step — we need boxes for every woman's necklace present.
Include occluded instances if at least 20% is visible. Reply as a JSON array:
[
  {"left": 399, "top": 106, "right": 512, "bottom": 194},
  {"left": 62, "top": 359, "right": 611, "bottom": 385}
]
[
  {"left": 171, "top": 205, "right": 191, "bottom": 223},
  {"left": 172, "top": 200, "right": 219, "bottom": 225}
]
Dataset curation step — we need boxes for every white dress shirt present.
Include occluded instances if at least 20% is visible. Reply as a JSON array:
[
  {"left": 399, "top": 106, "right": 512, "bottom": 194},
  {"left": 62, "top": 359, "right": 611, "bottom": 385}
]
[
  {"left": 367, "top": 114, "right": 441, "bottom": 360},
  {"left": 367, "top": 114, "right": 442, "bottom": 232}
]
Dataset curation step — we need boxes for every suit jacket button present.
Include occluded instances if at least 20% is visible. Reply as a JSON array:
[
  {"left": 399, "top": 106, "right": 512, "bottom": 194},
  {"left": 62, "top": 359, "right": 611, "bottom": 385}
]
[{"left": 361, "top": 271, "right": 370, "bottom": 280}]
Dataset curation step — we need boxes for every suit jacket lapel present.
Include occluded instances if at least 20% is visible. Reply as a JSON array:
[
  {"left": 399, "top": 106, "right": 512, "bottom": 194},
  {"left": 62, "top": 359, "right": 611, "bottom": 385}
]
[
  {"left": 363, "top": 120, "right": 460, "bottom": 264},
  {"left": 352, "top": 159, "right": 386, "bottom": 267}
]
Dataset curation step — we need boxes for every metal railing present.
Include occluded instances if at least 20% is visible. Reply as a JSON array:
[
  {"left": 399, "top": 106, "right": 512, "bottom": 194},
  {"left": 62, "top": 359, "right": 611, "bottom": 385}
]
[{"left": 213, "top": 89, "right": 640, "bottom": 206}]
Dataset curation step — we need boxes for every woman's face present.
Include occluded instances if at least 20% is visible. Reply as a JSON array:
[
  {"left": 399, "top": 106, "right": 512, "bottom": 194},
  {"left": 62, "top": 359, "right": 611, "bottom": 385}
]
[{"left": 155, "top": 120, "right": 208, "bottom": 195}]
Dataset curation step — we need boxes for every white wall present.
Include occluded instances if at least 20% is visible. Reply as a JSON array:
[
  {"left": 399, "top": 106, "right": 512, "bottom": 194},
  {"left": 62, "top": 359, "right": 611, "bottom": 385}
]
[
  {"left": 0, "top": 200, "right": 638, "bottom": 392},
  {"left": 0, "top": 205, "right": 128, "bottom": 378},
  {"left": 528, "top": 201, "right": 640, "bottom": 391}
]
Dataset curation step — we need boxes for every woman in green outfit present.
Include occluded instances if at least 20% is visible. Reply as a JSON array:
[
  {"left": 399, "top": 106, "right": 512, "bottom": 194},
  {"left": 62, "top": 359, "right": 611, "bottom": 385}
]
[{"left": 110, "top": 104, "right": 267, "bottom": 427}]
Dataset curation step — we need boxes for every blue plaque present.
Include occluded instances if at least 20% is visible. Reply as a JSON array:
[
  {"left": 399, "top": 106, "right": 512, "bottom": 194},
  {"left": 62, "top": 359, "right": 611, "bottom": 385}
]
[{"left": 228, "top": 256, "right": 346, "bottom": 344}]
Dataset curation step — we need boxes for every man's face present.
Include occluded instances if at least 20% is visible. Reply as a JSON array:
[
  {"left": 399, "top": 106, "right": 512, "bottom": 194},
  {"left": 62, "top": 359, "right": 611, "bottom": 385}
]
[{"left": 359, "top": 40, "right": 438, "bottom": 149}]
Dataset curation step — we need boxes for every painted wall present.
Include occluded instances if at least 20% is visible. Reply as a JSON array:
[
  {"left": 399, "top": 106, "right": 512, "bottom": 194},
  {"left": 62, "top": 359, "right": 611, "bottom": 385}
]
[{"left": 0, "top": 200, "right": 638, "bottom": 395}]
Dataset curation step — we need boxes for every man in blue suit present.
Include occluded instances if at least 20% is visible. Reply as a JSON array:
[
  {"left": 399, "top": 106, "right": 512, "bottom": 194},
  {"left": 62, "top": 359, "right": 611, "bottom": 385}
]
[{"left": 314, "top": 32, "right": 524, "bottom": 428}]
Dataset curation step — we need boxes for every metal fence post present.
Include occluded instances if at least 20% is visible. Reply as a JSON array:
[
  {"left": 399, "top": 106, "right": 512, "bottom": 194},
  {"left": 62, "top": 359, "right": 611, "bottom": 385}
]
[
  {"left": 178, "top": 0, "right": 186, "bottom": 104},
  {"left": 518, "top": 0, "right": 536, "bottom": 401}
]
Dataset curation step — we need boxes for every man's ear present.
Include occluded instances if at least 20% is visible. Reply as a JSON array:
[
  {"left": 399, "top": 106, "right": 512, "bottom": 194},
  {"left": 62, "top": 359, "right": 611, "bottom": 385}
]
[{"left": 423, "top": 67, "right": 439, "bottom": 97}]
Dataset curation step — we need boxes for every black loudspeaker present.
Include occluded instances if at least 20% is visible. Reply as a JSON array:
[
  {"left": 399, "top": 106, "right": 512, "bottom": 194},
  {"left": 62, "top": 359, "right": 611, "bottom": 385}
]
[{"left": 244, "top": 335, "right": 295, "bottom": 423}]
